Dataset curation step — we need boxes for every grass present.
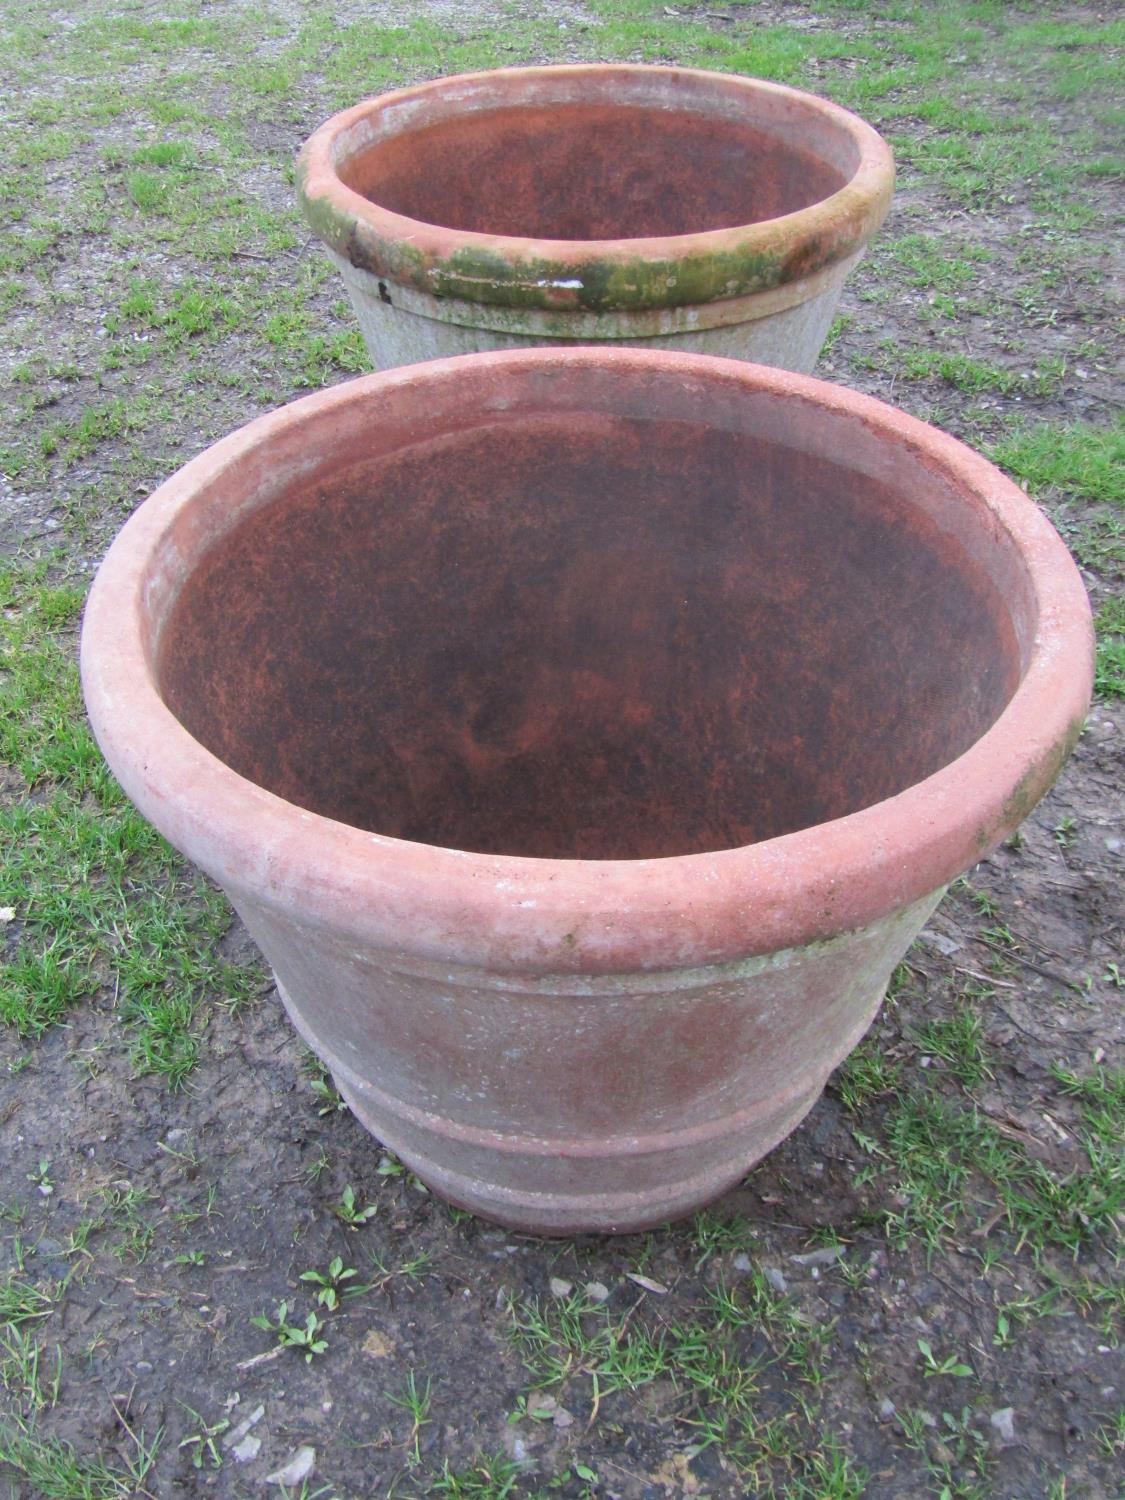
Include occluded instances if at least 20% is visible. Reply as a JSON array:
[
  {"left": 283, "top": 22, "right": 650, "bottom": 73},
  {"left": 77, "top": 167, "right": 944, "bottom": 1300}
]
[
  {"left": 990, "top": 419, "right": 1125, "bottom": 510},
  {"left": 0, "top": 1415, "right": 161, "bottom": 1499},
  {"left": 1093, "top": 597, "right": 1125, "bottom": 698},
  {"left": 507, "top": 1274, "right": 866, "bottom": 1494},
  {"left": 0, "top": 557, "right": 264, "bottom": 1074},
  {"left": 899, "top": 349, "right": 1065, "bottom": 397},
  {"left": 989, "top": 420, "right": 1123, "bottom": 688},
  {"left": 843, "top": 1047, "right": 1124, "bottom": 1259}
]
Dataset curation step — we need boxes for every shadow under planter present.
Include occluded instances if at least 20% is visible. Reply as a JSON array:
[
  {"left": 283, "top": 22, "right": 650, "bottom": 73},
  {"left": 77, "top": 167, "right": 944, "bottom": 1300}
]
[
  {"left": 297, "top": 65, "right": 895, "bottom": 371},
  {"left": 81, "top": 349, "right": 1092, "bottom": 1234}
]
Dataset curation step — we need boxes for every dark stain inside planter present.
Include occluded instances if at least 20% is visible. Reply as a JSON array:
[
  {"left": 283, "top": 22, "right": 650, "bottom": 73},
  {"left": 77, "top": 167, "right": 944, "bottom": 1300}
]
[
  {"left": 339, "top": 105, "right": 850, "bottom": 239},
  {"left": 157, "top": 415, "right": 1021, "bottom": 861}
]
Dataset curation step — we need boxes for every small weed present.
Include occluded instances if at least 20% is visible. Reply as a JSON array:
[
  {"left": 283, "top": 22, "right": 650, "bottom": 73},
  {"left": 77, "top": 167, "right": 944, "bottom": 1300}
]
[
  {"left": 304, "top": 1058, "right": 347, "bottom": 1116},
  {"left": 250, "top": 1301, "right": 328, "bottom": 1364},
  {"left": 0, "top": 1275, "right": 53, "bottom": 1327},
  {"left": 366, "top": 1249, "right": 432, "bottom": 1291},
  {"left": 0, "top": 1326, "right": 62, "bottom": 1412},
  {"left": 690, "top": 1209, "right": 750, "bottom": 1267},
  {"left": 1094, "top": 1408, "right": 1125, "bottom": 1459},
  {"left": 299, "top": 1256, "right": 361, "bottom": 1310},
  {"left": 388, "top": 1370, "right": 432, "bottom": 1466},
  {"left": 25, "top": 1159, "right": 52, "bottom": 1198},
  {"left": 1053, "top": 815, "right": 1078, "bottom": 848},
  {"left": 836, "top": 1040, "right": 902, "bottom": 1112},
  {"left": 432, "top": 1450, "right": 523, "bottom": 1498},
  {"left": 332, "top": 1185, "right": 377, "bottom": 1228},
  {"left": 94, "top": 1183, "right": 155, "bottom": 1264},
  {"left": 176, "top": 1405, "right": 228, "bottom": 1470},
  {"left": 917, "top": 1338, "right": 974, "bottom": 1379},
  {"left": 898, "top": 1404, "right": 992, "bottom": 1499},
  {"left": 911, "top": 1007, "right": 992, "bottom": 1089}
]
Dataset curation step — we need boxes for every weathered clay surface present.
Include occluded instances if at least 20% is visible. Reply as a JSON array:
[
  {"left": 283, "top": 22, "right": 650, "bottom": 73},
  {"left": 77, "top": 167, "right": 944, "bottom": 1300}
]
[
  {"left": 332, "top": 249, "right": 857, "bottom": 372},
  {"left": 81, "top": 349, "right": 1093, "bottom": 1233},
  {"left": 297, "top": 66, "right": 895, "bottom": 370}
]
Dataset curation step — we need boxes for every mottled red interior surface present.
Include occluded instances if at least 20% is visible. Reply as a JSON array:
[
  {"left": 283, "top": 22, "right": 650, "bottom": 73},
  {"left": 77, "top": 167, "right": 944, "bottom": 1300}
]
[
  {"left": 340, "top": 105, "right": 849, "bottom": 238},
  {"left": 156, "top": 413, "right": 1021, "bottom": 860}
]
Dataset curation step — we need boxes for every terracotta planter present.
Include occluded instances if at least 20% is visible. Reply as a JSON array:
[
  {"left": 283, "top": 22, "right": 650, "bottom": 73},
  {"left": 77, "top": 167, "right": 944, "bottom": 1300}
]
[
  {"left": 296, "top": 65, "right": 894, "bottom": 372},
  {"left": 81, "top": 350, "right": 1092, "bottom": 1235}
]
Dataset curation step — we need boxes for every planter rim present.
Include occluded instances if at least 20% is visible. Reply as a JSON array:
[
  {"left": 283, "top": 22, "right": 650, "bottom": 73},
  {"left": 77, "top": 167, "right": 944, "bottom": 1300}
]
[
  {"left": 296, "top": 64, "right": 895, "bottom": 315},
  {"left": 81, "top": 349, "right": 1092, "bottom": 976}
]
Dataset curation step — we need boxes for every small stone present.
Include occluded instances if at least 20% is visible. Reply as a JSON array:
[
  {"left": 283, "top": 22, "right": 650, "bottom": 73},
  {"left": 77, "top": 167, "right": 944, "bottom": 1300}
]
[
  {"left": 731, "top": 1252, "right": 753, "bottom": 1272},
  {"left": 990, "top": 1407, "right": 1016, "bottom": 1443},
  {"left": 362, "top": 1330, "right": 395, "bottom": 1359},
  {"left": 625, "top": 1272, "right": 669, "bottom": 1294},
  {"left": 878, "top": 1398, "right": 896, "bottom": 1420},
  {"left": 763, "top": 1266, "right": 788, "bottom": 1294},
  {"left": 135, "top": 1361, "right": 154, "bottom": 1374},
  {"left": 266, "top": 1446, "right": 316, "bottom": 1487},
  {"left": 224, "top": 1404, "right": 264, "bottom": 1450},
  {"left": 230, "top": 1434, "right": 261, "bottom": 1463},
  {"left": 0, "top": 907, "right": 15, "bottom": 922},
  {"left": 553, "top": 1406, "right": 575, "bottom": 1430},
  {"left": 549, "top": 1277, "right": 573, "bottom": 1299},
  {"left": 583, "top": 1280, "right": 610, "bottom": 1303},
  {"left": 919, "top": 929, "right": 962, "bottom": 957},
  {"left": 789, "top": 1245, "right": 845, "bottom": 1268}
]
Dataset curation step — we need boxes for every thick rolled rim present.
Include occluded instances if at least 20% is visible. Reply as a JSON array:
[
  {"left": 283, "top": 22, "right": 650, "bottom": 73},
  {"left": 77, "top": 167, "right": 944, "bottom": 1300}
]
[
  {"left": 80, "top": 348, "right": 1092, "bottom": 975},
  {"left": 295, "top": 64, "right": 896, "bottom": 314}
]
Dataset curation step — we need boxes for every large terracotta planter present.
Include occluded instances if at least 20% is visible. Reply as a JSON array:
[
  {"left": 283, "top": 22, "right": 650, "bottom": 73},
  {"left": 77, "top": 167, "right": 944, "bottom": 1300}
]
[
  {"left": 296, "top": 65, "right": 894, "bottom": 372},
  {"left": 81, "top": 350, "right": 1092, "bottom": 1235}
]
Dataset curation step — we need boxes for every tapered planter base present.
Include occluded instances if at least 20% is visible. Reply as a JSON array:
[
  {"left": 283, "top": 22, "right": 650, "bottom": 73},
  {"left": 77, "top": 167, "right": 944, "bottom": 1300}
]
[{"left": 267, "top": 890, "right": 940, "bottom": 1234}]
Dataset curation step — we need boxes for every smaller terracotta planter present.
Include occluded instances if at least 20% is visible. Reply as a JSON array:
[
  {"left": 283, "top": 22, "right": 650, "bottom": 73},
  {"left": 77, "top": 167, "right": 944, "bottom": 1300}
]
[
  {"left": 81, "top": 350, "right": 1092, "bottom": 1236},
  {"left": 296, "top": 65, "right": 895, "bottom": 372}
]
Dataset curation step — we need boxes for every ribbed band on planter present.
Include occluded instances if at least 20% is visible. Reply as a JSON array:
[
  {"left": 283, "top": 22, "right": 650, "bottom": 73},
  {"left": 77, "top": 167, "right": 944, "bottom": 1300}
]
[
  {"left": 80, "top": 349, "right": 1093, "bottom": 1235},
  {"left": 297, "top": 65, "right": 895, "bottom": 372}
]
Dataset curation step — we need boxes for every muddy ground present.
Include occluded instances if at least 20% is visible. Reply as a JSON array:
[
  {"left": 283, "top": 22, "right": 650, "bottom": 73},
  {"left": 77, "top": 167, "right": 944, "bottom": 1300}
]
[{"left": 0, "top": 2, "right": 1121, "bottom": 1497}]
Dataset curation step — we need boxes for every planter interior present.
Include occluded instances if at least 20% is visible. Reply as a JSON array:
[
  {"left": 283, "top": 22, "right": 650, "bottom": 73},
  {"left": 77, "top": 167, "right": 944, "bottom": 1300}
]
[
  {"left": 157, "top": 379, "right": 1026, "bottom": 864},
  {"left": 339, "top": 98, "right": 851, "bottom": 241}
]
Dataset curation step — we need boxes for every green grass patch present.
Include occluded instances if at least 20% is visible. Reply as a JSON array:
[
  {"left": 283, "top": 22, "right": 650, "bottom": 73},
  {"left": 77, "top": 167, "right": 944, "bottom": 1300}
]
[
  {"left": 886, "top": 233, "right": 993, "bottom": 291},
  {"left": 509, "top": 1274, "right": 864, "bottom": 1492},
  {"left": 1093, "top": 597, "right": 1125, "bottom": 698},
  {"left": 899, "top": 349, "right": 1062, "bottom": 396},
  {"left": 851, "top": 1065, "right": 1123, "bottom": 1258},
  {"left": 991, "top": 420, "right": 1124, "bottom": 582},
  {"left": 0, "top": 1414, "right": 160, "bottom": 1500},
  {"left": 990, "top": 420, "right": 1124, "bottom": 507},
  {"left": 0, "top": 558, "right": 263, "bottom": 1076}
]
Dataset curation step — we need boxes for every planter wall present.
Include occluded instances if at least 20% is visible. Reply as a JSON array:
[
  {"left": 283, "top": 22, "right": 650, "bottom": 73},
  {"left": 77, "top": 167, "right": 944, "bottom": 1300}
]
[
  {"left": 297, "top": 66, "right": 895, "bottom": 372},
  {"left": 81, "top": 350, "right": 1093, "bottom": 1234}
]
